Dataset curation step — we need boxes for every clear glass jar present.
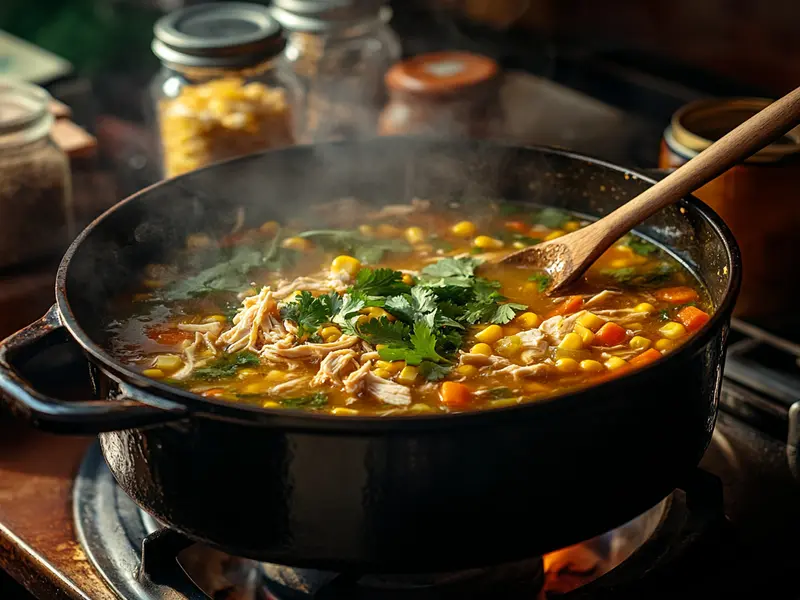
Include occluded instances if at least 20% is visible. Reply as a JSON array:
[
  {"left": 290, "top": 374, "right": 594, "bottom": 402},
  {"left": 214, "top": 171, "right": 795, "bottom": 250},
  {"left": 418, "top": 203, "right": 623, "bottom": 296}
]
[
  {"left": 272, "top": 0, "right": 401, "bottom": 142},
  {"left": 0, "top": 78, "right": 72, "bottom": 269},
  {"left": 149, "top": 3, "right": 304, "bottom": 179}
]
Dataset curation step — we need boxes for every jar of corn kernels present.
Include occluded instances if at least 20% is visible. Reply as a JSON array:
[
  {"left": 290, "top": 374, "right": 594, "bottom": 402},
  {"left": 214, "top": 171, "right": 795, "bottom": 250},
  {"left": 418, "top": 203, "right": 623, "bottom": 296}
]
[{"left": 149, "top": 2, "right": 304, "bottom": 178}]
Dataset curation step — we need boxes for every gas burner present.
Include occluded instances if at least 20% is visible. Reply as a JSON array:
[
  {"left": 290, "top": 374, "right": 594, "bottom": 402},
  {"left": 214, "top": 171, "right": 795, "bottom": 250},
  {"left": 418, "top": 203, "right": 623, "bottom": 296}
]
[{"left": 73, "top": 442, "right": 726, "bottom": 600}]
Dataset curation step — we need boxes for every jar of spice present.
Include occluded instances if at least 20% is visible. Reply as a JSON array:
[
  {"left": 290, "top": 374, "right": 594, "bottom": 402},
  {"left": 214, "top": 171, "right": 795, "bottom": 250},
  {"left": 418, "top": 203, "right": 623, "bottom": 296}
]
[
  {"left": 0, "top": 78, "right": 72, "bottom": 269},
  {"left": 659, "top": 98, "right": 800, "bottom": 318},
  {"left": 150, "top": 2, "right": 304, "bottom": 178},
  {"left": 271, "top": 0, "right": 401, "bottom": 142},
  {"left": 378, "top": 51, "right": 502, "bottom": 138}
]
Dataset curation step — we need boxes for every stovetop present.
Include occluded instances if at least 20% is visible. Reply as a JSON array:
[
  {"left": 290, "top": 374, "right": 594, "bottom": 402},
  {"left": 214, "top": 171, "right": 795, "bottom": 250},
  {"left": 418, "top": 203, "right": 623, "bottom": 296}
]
[{"left": 0, "top": 315, "right": 799, "bottom": 600}]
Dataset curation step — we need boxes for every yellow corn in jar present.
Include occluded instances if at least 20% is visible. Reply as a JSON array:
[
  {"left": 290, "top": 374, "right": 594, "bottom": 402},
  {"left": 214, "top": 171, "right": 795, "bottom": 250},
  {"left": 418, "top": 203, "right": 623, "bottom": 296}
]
[{"left": 150, "top": 4, "right": 304, "bottom": 178}]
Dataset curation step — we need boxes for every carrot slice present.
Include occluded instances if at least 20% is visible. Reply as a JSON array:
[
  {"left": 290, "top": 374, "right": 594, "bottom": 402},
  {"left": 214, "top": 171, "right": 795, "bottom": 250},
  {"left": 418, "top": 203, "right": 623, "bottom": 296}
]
[
  {"left": 594, "top": 322, "right": 627, "bottom": 346},
  {"left": 547, "top": 295, "right": 584, "bottom": 318},
  {"left": 504, "top": 220, "right": 528, "bottom": 233},
  {"left": 440, "top": 382, "right": 472, "bottom": 408},
  {"left": 654, "top": 286, "right": 699, "bottom": 304},
  {"left": 629, "top": 348, "right": 663, "bottom": 368},
  {"left": 676, "top": 306, "right": 711, "bottom": 332}
]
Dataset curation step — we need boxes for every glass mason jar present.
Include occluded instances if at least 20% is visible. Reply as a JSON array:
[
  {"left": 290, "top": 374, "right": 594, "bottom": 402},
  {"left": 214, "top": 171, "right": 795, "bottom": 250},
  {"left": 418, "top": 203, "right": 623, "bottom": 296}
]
[
  {"left": 271, "top": 0, "right": 401, "bottom": 142},
  {"left": 0, "top": 78, "right": 72, "bottom": 269},
  {"left": 149, "top": 2, "right": 304, "bottom": 179}
]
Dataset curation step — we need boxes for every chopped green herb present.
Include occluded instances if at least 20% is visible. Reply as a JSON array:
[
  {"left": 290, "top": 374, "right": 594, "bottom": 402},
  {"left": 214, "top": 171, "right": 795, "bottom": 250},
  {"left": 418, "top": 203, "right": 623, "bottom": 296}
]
[
  {"left": 358, "top": 317, "right": 410, "bottom": 345},
  {"left": 279, "top": 392, "right": 328, "bottom": 409},
  {"left": 296, "top": 229, "right": 410, "bottom": 264},
  {"left": 600, "top": 263, "right": 675, "bottom": 287},
  {"left": 418, "top": 360, "right": 451, "bottom": 381},
  {"left": 527, "top": 272, "right": 551, "bottom": 293},
  {"left": 377, "top": 322, "right": 445, "bottom": 366},
  {"left": 486, "top": 387, "right": 514, "bottom": 399},
  {"left": 534, "top": 207, "right": 571, "bottom": 229},
  {"left": 658, "top": 309, "right": 670, "bottom": 321},
  {"left": 280, "top": 290, "right": 341, "bottom": 338},
  {"left": 350, "top": 268, "right": 411, "bottom": 297},
  {"left": 626, "top": 237, "right": 660, "bottom": 257},
  {"left": 193, "top": 351, "right": 260, "bottom": 380}
]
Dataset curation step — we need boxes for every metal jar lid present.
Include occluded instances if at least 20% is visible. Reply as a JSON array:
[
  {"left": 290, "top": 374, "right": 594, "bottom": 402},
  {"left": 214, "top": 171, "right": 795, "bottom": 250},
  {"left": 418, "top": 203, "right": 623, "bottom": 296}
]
[
  {"left": 271, "top": 0, "right": 385, "bottom": 33},
  {"left": 669, "top": 97, "right": 800, "bottom": 164},
  {"left": 385, "top": 52, "right": 499, "bottom": 99},
  {"left": 152, "top": 2, "right": 285, "bottom": 69},
  {"left": 0, "top": 77, "right": 53, "bottom": 147}
]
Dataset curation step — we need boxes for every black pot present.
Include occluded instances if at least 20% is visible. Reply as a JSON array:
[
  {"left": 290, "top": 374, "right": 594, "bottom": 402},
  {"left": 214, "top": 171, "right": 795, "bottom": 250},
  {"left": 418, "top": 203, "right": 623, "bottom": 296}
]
[{"left": 0, "top": 139, "right": 740, "bottom": 573}]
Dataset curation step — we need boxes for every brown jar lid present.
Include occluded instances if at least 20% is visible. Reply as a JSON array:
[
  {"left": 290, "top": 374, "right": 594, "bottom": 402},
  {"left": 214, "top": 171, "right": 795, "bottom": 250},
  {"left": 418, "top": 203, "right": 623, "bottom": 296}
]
[
  {"left": 671, "top": 97, "right": 800, "bottom": 163},
  {"left": 385, "top": 52, "right": 498, "bottom": 98}
]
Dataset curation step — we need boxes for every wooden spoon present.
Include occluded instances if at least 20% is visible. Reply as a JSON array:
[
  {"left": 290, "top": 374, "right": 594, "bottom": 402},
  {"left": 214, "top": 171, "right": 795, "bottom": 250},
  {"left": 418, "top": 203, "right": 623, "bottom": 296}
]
[{"left": 501, "top": 86, "right": 800, "bottom": 295}]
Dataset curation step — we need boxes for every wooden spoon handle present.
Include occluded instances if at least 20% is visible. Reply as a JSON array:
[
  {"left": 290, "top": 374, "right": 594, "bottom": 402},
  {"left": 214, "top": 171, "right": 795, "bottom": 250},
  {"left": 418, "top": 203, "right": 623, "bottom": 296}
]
[{"left": 593, "top": 86, "right": 800, "bottom": 243}]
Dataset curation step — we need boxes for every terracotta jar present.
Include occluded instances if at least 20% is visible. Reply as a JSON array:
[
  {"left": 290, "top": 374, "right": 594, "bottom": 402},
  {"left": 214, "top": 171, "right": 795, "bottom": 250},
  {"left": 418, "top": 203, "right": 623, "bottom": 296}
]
[
  {"left": 378, "top": 51, "right": 501, "bottom": 138},
  {"left": 659, "top": 98, "right": 800, "bottom": 319}
]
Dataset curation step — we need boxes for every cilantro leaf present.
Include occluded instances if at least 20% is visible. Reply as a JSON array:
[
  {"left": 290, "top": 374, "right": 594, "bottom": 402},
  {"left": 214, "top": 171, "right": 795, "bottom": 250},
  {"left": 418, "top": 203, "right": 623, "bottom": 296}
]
[
  {"left": 377, "top": 322, "right": 445, "bottom": 366},
  {"left": 358, "top": 317, "right": 411, "bottom": 345},
  {"left": 331, "top": 294, "right": 366, "bottom": 335},
  {"left": 626, "top": 237, "right": 660, "bottom": 257},
  {"left": 421, "top": 257, "right": 482, "bottom": 279},
  {"left": 528, "top": 272, "right": 551, "bottom": 293},
  {"left": 535, "top": 207, "right": 571, "bottom": 229},
  {"left": 160, "top": 245, "right": 263, "bottom": 301},
  {"left": 418, "top": 361, "right": 451, "bottom": 381},
  {"left": 600, "top": 263, "right": 675, "bottom": 287},
  {"left": 490, "top": 302, "right": 527, "bottom": 324},
  {"left": 279, "top": 392, "right": 328, "bottom": 409},
  {"left": 350, "top": 268, "right": 411, "bottom": 297},
  {"left": 296, "top": 230, "right": 411, "bottom": 264},
  {"left": 280, "top": 290, "right": 337, "bottom": 337},
  {"left": 193, "top": 351, "right": 260, "bottom": 380}
]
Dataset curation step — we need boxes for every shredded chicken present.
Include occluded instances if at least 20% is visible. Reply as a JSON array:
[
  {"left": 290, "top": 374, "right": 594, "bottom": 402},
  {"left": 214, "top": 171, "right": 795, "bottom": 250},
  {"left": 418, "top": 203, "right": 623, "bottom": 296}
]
[
  {"left": 217, "top": 288, "right": 286, "bottom": 353},
  {"left": 178, "top": 322, "right": 224, "bottom": 335},
  {"left": 262, "top": 335, "right": 359, "bottom": 360},
  {"left": 497, "top": 363, "right": 553, "bottom": 380},
  {"left": 584, "top": 289, "right": 622, "bottom": 308},
  {"left": 516, "top": 328, "right": 549, "bottom": 358},
  {"left": 343, "top": 360, "right": 412, "bottom": 406},
  {"left": 173, "top": 332, "right": 219, "bottom": 380},
  {"left": 459, "top": 353, "right": 512, "bottom": 368},
  {"left": 594, "top": 309, "right": 651, "bottom": 325},
  {"left": 360, "top": 351, "right": 380, "bottom": 363},
  {"left": 311, "top": 349, "right": 359, "bottom": 386},
  {"left": 539, "top": 311, "right": 586, "bottom": 345},
  {"left": 270, "top": 375, "right": 313, "bottom": 396}
]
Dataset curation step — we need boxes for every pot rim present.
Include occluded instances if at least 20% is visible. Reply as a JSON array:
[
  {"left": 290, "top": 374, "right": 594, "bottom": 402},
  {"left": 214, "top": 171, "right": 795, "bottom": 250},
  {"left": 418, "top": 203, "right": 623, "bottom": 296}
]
[{"left": 53, "top": 139, "right": 742, "bottom": 432}]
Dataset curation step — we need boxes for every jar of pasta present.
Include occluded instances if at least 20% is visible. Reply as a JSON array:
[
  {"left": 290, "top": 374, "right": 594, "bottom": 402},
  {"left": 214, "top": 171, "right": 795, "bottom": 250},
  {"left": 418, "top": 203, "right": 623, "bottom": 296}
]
[
  {"left": 150, "top": 2, "right": 304, "bottom": 178},
  {"left": 271, "top": 0, "right": 401, "bottom": 142}
]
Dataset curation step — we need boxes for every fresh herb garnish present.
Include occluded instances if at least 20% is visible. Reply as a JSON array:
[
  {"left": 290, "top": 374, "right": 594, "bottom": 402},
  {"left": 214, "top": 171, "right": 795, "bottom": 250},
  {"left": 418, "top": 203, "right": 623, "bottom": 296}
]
[
  {"left": 600, "top": 263, "right": 675, "bottom": 287},
  {"left": 658, "top": 309, "right": 670, "bottom": 321},
  {"left": 418, "top": 360, "right": 451, "bottom": 381},
  {"left": 279, "top": 392, "right": 328, "bottom": 409},
  {"left": 486, "top": 387, "right": 514, "bottom": 399},
  {"left": 279, "top": 291, "right": 341, "bottom": 338},
  {"left": 350, "top": 268, "right": 411, "bottom": 297},
  {"left": 625, "top": 236, "right": 660, "bottom": 257},
  {"left": 528, "top": 272, "right": 551, "bottom": 293},
  {"left": 193, "top": 351, "right": 260, "bottom": 380},
  {"left": 534, "top": 207, "right": 571, "bottom": 229},
  {"left": 377, "top": 322, "right": 445, "bottom": 366},
  {"left": 358, "top": 317, "right": 411, "bottom": 345}
]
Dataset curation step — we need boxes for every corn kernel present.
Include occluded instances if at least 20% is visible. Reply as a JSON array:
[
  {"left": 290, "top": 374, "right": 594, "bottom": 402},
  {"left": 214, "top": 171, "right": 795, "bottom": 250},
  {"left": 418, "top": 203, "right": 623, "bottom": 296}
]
[
  {"left": 655, "top": 339, "right": 676, "bottom": 351},
  {"left": 634, "top": 302, "right": 656, "bottom": 314},
  {"left": 627, "top": 322, "right": 644, "bottom": 331},
  {"left": 475, "top": 325, "right": 504, "bottom": 344},
  {"left": 320, "top": 326, "right": 341, "bottom": 339},
  {"left": 605, "top": 357, "right": 629, "bottom": 370},
  {"left": 238, "top": 368, "right": 258, "bottom": 379},
  {"left": 404, "top": 226, "right": 425, "bottom": 244},
  {"left": 630, "top": 336, "right": 652, "bottom": 350},
  {"left": 153, "top": 354, "right": 183, "bottom": 371},
  {"left": 564, "top": 220, "right": 581, "bottom": 232},
  {"left": 331, "top": 255, "right": 362, "bottom": 277},
  {"left": 373, "top": 368, "right": 392, "bottom": 379},
  {"left": 457, "top": 364, "right": 479, "bottom": 378},
  {"left": 523, "top": 381, "right": 550, "bottom": 394},
  {"left": 556, "top": 357, "right": 579, "bottom": 373},
  {"left": 332, "top": 407, "right": 360, "bottom": 416},
  {"left": 259, "top": 220, "right": 279, "bottom": 235},
  {"left": 203, "top": 314, "right": 228, "bottom": 323},
  {"left": 324, "top": 332, "right": 341, "bottom": 343},
  {"left": 610, "top": 258, "right": 634, "bottom": 269},
  {"left": 401, "top": 273, "right": 414, "bottom": 285},
  {"left": 282, "top": 236, "right": 312, "bottom": 251},
  {"left": 658, "top": 322, "right": 687, "bottom": 340},
  {"left": 397, "top": 365, "right": 419, "bottom": 384},
  {"left": 573, "top": 323, "right": 595, "bottom": 345},
  {"left": 577, "top": 312, "right": 606, "bottom": 331},
  {"left": 142, "top": 368, "right": 165, "bottom": 379},
  {"left": 377, "top": 360, "right": 404, "bottom": 373},
  {"left": 365, "top": 307, "right": 394, "bottom": 321},
  {"left": 512, "top": 241, "right": 527, "bottom": 249},
  {"left": 545, "top": 230, "right": 566, "bottom": 241},
  {"left": 451, "top": 221, "right": 477, "bottom": 238},
  {"left": 495, "top": 335, "right": 522, "bottom": 358},
  {"left": 473, "top": 235, "right": 504, "bottom": 250},
  {"left": 503, "top": 326, "right": 521, "bottom": 336},
  {"left": 262, "top": 400, "right": 281, "bottom": 408},
  {"left": 558, "top": 332, "right": 584, "bottom": 351},
  {"left": 265, "top": 370, "right": 287, "bottom": 382},
  {"left": 514, "top": 312, "right": 541, "bottom": 329},
  {"left": 470, "top": 342, "right": 493, "bottom": 356},
  {"left": 244, "top": 382, "right": 270, "bottom": 394},
  {"left": 580, "top": 360, "right": 604, "bottom": 373},
  {"left": 409, "top": 402, "right": 433, "bottom": 413},
  {"left": 358, "top": 224, "right": 374, "bottom": 236}
]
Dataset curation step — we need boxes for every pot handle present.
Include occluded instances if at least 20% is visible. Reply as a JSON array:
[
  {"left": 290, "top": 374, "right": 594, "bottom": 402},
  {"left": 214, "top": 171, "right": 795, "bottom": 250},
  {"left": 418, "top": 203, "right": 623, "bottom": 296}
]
[{"left": 0, "top": 305, "right": 188, "bottom": 434}]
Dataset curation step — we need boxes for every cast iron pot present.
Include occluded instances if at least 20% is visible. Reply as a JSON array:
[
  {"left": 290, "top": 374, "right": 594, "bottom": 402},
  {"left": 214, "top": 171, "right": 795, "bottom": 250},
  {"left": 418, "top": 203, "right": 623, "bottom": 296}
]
[{"left": 0, "top": 138, "right": 740, "bottom": 573}]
